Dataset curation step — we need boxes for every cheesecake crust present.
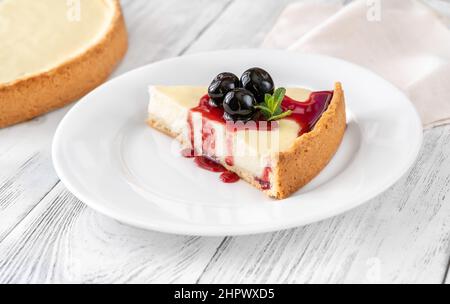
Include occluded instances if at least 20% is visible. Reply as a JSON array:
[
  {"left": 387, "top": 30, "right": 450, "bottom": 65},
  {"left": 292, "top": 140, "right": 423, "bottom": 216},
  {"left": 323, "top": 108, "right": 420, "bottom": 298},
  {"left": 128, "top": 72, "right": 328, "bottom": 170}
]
[
  {"left": 0, "top": 0, "right": 128, "bottom": 128},
  {"left": 272, "top": 82, "right": 346, "bottom": 199},
  {"left": 147, "top": 118, "right": 180, "bottom": 139}
]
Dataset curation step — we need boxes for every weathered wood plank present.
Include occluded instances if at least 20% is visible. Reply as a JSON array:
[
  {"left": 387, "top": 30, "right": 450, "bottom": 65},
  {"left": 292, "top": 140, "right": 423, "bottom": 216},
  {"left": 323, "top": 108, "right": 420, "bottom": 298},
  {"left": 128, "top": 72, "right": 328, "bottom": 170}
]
[
  {"left": 186, "top": 0, "right": 296, "bottom": 53},
  {"left": 196, "top": 126, "right": 450, "bottom": 284},
  {"left": 0, "top": 150, "right": 59, "bottom": 242},
  {"left": 0, "top": 183, "right": 223, "bottom": 283},
  {"left": 0, "top": 100, "right": 70, "bottom": 239},
  {"left": 116, "top": 0, "right": 232, "bottom": 73}
]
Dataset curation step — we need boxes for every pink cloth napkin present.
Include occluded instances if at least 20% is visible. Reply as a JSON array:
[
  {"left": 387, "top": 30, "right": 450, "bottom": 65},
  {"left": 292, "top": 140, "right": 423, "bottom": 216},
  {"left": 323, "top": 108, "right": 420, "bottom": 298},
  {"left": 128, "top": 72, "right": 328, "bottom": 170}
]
[{"left": 263, "top": 0, "right": 450, "bottom": 128}]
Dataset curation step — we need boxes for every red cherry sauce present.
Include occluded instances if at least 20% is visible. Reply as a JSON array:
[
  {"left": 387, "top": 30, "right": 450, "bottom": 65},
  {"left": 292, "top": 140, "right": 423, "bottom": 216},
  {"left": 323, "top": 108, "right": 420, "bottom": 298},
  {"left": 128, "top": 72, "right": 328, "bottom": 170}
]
[
  {"left": 184, "top": 91, "right": 333, "bottom": 186},
  {"left": 255, "top": 166, "right": 272, "bottom": 190},
  {"left": 194, "top": 156, "right": 226, "bottom": 172},
  {"left": 184, "top": 97, "right": 240, "bottom": 183},
  {"left": 181, "top": 148, "right": 195, "bottom": 158},
  {"left": 220, "top": 171, "right": 240, "bottom": 183},
  {"left": 192, "top": 156, "right": 239, "bottom": 184},
  {"left": 282, "top": 91, "right": 334, "bottom": 136}
]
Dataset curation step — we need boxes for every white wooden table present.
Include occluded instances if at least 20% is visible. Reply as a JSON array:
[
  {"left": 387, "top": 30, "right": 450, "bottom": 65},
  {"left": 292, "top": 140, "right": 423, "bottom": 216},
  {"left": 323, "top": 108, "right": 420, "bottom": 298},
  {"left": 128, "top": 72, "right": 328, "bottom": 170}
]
[{"left": 0, "top": 0, "right": 449, "bottom": 284}]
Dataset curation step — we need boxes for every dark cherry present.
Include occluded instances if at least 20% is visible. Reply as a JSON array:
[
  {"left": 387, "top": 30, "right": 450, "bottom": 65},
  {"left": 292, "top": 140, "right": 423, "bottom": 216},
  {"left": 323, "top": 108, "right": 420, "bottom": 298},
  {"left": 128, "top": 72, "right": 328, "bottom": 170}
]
[
  {"left": 223, "top": 88, "right": 257, "bottom": 121},
  {"left": 240, "top": 67, "right": 275, "bottom": 103},
  {"left": 208, "top": 72, "right": 240, "bottom": 107}
]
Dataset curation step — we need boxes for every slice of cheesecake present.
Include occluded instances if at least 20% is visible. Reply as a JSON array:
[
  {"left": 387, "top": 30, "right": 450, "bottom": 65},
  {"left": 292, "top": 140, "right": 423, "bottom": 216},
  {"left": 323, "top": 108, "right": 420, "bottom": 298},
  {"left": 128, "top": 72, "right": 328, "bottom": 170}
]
[
  {"left": 147, "top": 83, "right": 346, "bottom": 199},
  {"left": 0, "top": 0, "right": 127, "bottom": 128}
]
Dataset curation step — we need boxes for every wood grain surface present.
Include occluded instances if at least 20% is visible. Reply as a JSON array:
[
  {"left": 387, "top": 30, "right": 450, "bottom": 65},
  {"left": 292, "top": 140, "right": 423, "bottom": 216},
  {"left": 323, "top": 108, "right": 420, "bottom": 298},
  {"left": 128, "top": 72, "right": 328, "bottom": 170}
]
[{"left": 0, "top": 0, "right": 448, "bottom": 284}]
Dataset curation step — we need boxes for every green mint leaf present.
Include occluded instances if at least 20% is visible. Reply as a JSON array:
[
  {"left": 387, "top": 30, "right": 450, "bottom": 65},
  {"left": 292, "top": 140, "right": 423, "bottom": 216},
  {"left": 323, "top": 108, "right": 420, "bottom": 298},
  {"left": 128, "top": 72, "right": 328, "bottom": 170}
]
[
  {"left": 273, "top": 88, "right": 286, "bottom": 114},
  {"left": 254, "top": 105, "right": 271, "bottom": 112},
  {"left": 264, "top": 93, "right": 272, "bottom": 104},
  {"left": 274, "top": 88, "right": 286, "bottom": 104},
  {"left": 254, "top": 87, "right": 290, "bottom": 121},
  {"left": 254, "top": 105, "right": 272, "bottom": 119},
  {"left": 268, "top": 110, "right": 293, "bottom": 121},
  {"left": 268, "top": 96, "right": 275, "bottom": 112},
  {"left": 273, "top": 107, "right": 283, "bottom": 116}
]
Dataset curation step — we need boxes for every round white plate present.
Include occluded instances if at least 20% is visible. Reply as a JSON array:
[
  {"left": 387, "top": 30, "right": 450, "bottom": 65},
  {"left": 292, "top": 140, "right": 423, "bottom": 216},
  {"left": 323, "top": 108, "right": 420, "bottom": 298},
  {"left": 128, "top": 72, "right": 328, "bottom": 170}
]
[{"left": 52, "top": 49, "right": 422, "bottom": 236}]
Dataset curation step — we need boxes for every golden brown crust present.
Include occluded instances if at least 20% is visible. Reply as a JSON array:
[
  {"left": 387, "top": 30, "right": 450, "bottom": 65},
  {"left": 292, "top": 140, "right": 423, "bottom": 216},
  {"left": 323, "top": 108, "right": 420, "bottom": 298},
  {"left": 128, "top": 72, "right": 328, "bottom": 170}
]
[
  {"left": 0, "top": 0, "right": 128, "bottom": 128},
  {"left": 147, "top": 118, "right": 180, "bottom": 138},
  {"left": 272, "top": 82, "right": 346, "bottom": 199}
]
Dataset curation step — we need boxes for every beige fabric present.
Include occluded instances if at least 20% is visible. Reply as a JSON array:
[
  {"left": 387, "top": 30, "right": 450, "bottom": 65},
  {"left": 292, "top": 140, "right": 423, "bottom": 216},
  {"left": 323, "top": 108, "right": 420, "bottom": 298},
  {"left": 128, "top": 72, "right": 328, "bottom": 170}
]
[{"left": 263, "top": 0, "right": 450, "bottom": 128}]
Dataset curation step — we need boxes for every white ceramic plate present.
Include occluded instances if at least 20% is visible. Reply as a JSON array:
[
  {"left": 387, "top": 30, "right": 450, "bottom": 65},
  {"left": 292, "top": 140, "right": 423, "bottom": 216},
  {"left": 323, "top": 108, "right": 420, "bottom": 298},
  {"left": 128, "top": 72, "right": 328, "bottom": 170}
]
[{"left": 52, "top": 49, "right": 422, "bottom": 236}]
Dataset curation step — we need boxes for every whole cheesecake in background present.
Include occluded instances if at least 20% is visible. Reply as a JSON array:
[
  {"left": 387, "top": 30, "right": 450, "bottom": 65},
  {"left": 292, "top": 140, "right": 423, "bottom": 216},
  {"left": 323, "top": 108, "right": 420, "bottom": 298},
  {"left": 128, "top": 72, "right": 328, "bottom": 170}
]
[{"left": 0, "top": 0, "right": 128, "bottom": 128}]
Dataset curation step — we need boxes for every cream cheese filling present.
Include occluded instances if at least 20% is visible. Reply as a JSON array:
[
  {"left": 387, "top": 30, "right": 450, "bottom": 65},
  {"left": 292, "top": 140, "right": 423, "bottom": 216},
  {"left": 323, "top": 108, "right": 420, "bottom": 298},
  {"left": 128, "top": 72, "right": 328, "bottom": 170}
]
[
  {"left": 0, "top": 0, "right": 114, "bottom": 84},
  {"left": 189, "top": 113, "right": 301, "bottom": 177}
]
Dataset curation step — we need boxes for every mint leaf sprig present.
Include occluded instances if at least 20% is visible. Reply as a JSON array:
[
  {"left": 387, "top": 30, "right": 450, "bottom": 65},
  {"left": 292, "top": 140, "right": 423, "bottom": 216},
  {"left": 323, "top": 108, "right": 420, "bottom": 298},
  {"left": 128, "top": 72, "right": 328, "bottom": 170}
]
[{"left": 254, "top": 88, "right": 292, "bottom": 121}]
